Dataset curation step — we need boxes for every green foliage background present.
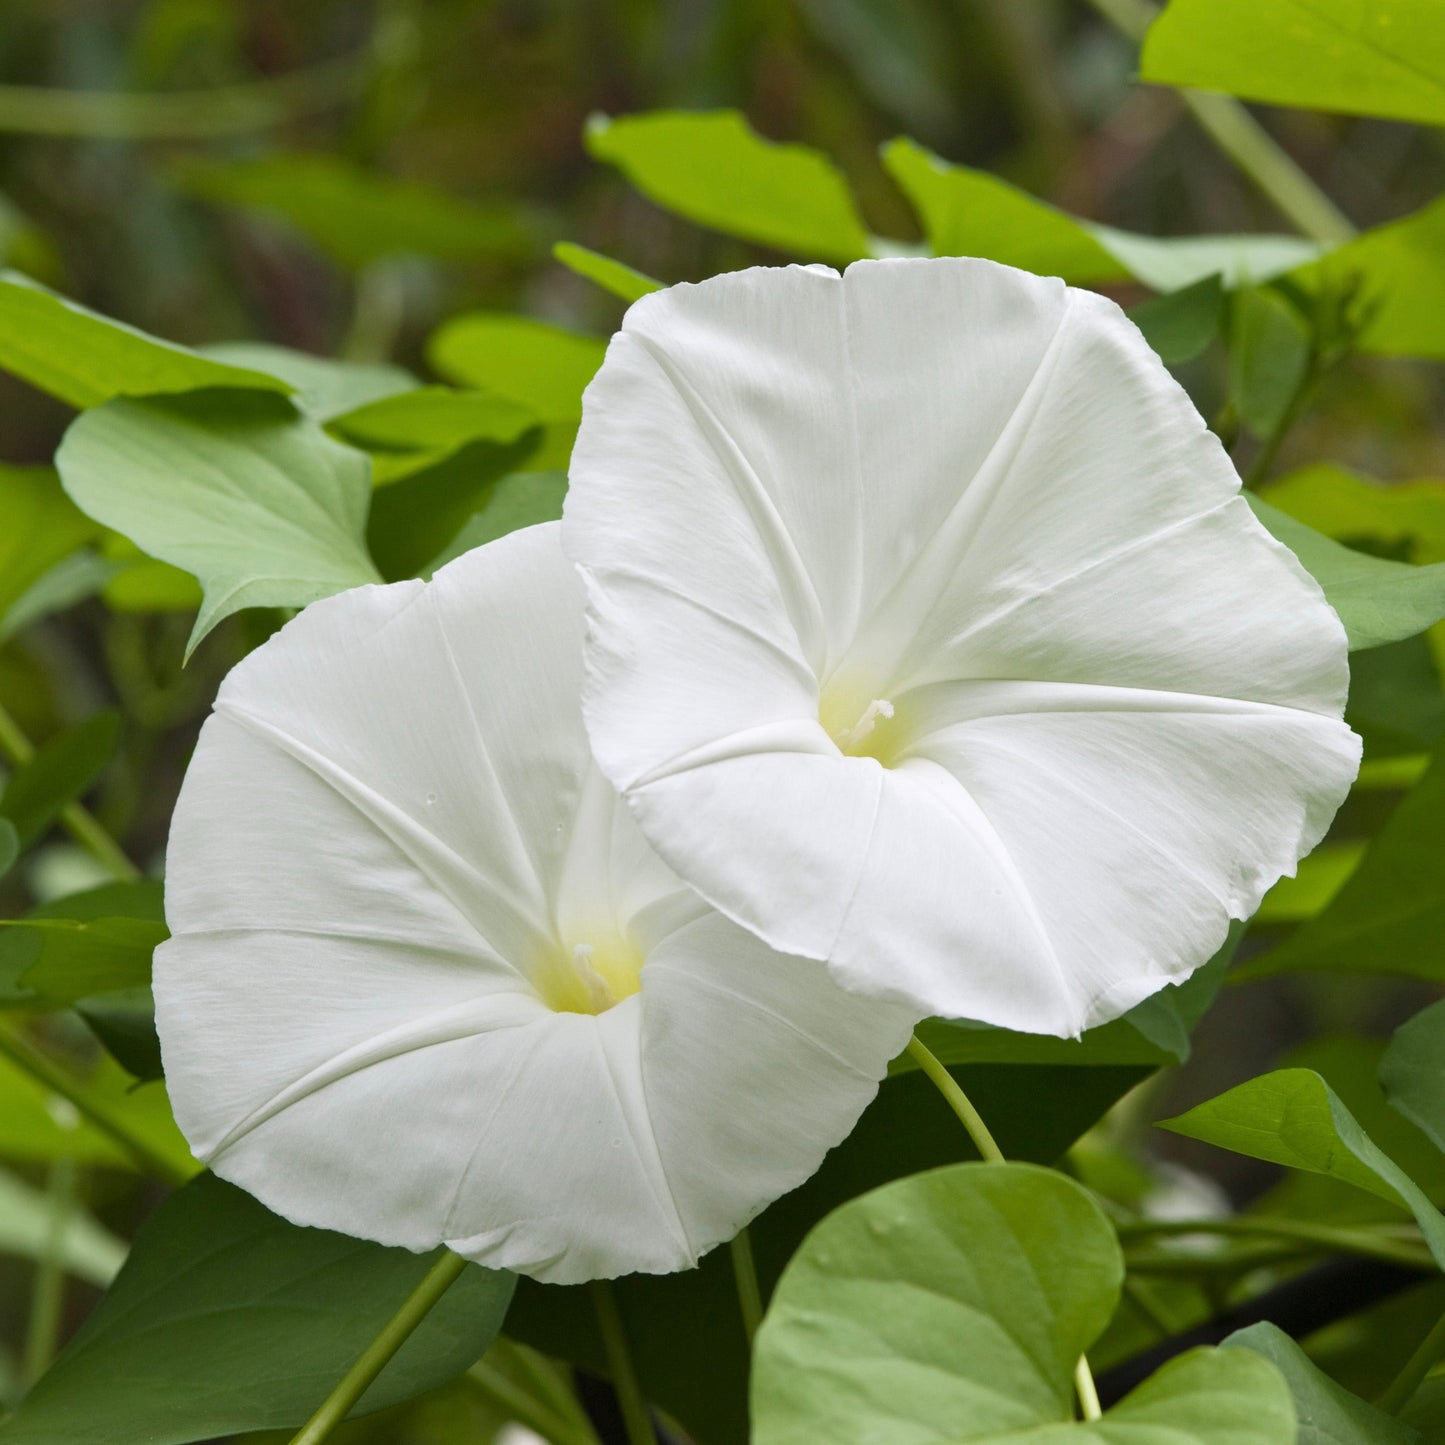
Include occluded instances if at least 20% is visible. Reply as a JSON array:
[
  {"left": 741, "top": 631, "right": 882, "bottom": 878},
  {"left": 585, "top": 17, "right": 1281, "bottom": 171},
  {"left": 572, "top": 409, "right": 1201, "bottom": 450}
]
[{"left": 0, "top": 1, "right": 1444, "bottom": 1443}]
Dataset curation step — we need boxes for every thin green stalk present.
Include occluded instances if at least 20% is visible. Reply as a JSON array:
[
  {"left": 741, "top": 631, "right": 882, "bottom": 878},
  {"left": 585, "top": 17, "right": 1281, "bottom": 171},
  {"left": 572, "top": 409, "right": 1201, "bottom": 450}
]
[
  {"left": 0, "top": 57, "right": 364, "bottom": 139},
  {"left": 1379, "top": 1306, "right": 1445, "bottom": 1415},
  {"left": 906, "top": 1033, "right": 1005, "bottom": 1162},
  {"left": 908, "top": 1033, "right": 1100, "bottom": 1421},
  {"left": 464, "top": 1358, "right": 601, "bottom": 1445},
  {"left": 1075, "top": 1356, "right": 1103, "bottom": 1421},
  {"left": 22, "top": 1156, "right": 76, "bottom": 1386},
  {"left": 729, "top": 1228, "right": 764, "bottom": 1345},
  {"left": 1118, "top": 1215, "right": 1435, "bottom": 1270},
  {"left": 0, "top": 700, "right": 140, "bottom": 882},
  {"left": 1080, "top": 0, "right": 1356, "bottom": 246},
  {"left": 289, "top": 1251, "right": 469, "bottom": 1445},
  {"left": 590, "top": 1280, "right": 655, "bottom": 1445},
  {"left": 0, "top": 1018, "right": 190, "bottom": 1185}
]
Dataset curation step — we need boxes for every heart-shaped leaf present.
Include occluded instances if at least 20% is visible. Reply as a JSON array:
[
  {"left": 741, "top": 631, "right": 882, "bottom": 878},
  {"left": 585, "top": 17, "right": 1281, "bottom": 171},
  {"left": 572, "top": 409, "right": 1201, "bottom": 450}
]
[
  {"left": 751, "top": 1161, "right": 1294, "bottom": 1444},
  {"left": 55, "top": 390, "right": 382, "bottom": 657}
]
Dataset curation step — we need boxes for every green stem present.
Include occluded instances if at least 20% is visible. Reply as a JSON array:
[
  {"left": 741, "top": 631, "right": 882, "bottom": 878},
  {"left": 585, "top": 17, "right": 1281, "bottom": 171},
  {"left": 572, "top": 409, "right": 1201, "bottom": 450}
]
[
  {"left": 590, "top": 1280, "right": 655, "bottom": 1445},
  {"left": 289, "top": 1251, "right": 469, "bottom": 1445},
  {"left": 0, "top": 1018, "right": 190, "bottom": 1185},
  {"left": 906, "top": 1033, "right": 1005, "bottom": 1162},
  {"left": 0, "top": 700, "right": 140, "bottom": 882},
  {"left": 1379, "top": 1305, "right": 1445, "bottom": 1415},
  {"left": 1080, "top": 0, "right": 1356, "bottom": 246},
  {"left": 0, "top": 57, "right": 364, "bottom": 139},
  {"left": 22, "top": 1155, "right": 75, "bottom": 1386},
  {"left": 729, "top": 1228, "right": 764, "bottom": 1345},
  {"left": 1075, "top": 1356, "right": 1103, "bottom": 1422},
  {"left": 908, "top": 1033, "right": 1100, "bottom": 1421},
  {"left": 1118, "top": 1215, "right": 1435, "bottom": 1270},
  {"left": 464, "top": 1358, "right": 601, "bottom": 1445}
]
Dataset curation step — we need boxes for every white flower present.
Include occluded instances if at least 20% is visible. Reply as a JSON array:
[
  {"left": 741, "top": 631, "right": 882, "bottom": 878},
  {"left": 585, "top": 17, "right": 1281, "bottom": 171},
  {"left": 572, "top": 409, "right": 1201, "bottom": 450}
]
[
  {"left": 563, "top": 258, "right": 1361, "bottom": 1038},
  {"left": 154, "top": 522, "right": 914, "bottom": 1284}
]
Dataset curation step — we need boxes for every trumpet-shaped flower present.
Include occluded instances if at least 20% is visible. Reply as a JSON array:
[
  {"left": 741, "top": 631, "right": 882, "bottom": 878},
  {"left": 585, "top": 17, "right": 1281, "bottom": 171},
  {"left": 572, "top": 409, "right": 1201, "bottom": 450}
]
[
  {"left": 154, "top": 523, "right": 915, "bottom": 1284},
  {"left": 564, "top": 258, "right": 1361, "bottom": 1037}
]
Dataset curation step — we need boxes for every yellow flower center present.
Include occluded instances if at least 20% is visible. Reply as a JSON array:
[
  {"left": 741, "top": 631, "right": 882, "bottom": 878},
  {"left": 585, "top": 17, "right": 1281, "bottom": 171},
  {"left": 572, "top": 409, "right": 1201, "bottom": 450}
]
[
  {"left": 534, "top": 930, "right": 645, "bottom": 1015},
  {"left": 819, "top": 676, "right": 905, "bottom": 765}
]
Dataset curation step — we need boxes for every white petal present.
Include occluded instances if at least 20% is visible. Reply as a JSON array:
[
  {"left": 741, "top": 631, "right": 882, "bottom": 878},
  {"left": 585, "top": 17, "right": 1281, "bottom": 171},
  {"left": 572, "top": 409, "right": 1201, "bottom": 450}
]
[
  {"left": 157, "top": 522, "right": 910, "bottom": 1283},
  {"left": 565, "top": 257, "right": 1359, "bottom": 1034}
]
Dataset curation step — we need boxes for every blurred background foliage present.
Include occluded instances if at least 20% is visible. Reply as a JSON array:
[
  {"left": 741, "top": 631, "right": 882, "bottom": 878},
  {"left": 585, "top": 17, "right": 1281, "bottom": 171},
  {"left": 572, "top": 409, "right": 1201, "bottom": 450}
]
[{"left": 1, "top": 1, "right": 1444, "bottom": 1439}]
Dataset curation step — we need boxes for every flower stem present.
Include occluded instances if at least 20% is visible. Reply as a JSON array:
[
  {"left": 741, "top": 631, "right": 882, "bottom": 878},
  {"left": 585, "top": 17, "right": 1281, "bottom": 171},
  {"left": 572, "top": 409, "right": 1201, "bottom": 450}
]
[
  {"left": 288, "top": 1250, "right": 469, "bottom": 1445},
  {"left": 907, "top": 1032, "right": 1101, "bottom": 1419},
  {"left": 22, "top": 1156, "right": 75, "bottom": 1386},
  {"left": 0, "top": 1018, "right": 190, "bottom": 1185},
  {"left": 1379, "top": 1304, "right": 1445, "bottom": 1415},
  {"left": 0, "top": 700, "right": 140, "bottom": 882},
  {"left": 1080, "top": 0, "right": 1355, "bottom": 246},
  {"left": 905, "top": 1033, "right": 1005, "bottom": 1162},
  {"left": 590, "top": 1280, "right": 655, "bottom": 1445},
  {"left": 729, "top": 1227, "right": 764, "bottom": 1345}
]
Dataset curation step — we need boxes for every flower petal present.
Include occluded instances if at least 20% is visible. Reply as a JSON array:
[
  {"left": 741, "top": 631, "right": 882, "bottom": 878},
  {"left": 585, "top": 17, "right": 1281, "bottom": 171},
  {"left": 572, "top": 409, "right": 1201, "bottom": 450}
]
[
  {"left": 157, "top": 522, "right": 911, "bottom": 1282},
  {"left": 566, "top": 258, "right": 1359, "bottom": 1034}
]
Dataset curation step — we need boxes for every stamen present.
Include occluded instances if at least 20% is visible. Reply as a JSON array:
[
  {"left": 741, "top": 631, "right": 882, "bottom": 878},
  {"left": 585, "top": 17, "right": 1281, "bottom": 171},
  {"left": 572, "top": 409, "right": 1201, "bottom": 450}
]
[
  {"left": 832, "top": 698, "right": 894, "bottom": 753},
  {"left": 571, "top": 943, "right": 616, "bottom": 1012}
]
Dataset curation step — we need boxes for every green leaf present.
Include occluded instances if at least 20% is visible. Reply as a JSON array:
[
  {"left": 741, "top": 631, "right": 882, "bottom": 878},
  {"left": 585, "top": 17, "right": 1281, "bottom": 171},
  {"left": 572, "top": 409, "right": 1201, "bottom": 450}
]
[
  {"left": 0, "top": 712, "right": 119, "bottom": 848},
  {"left": 1261, "top": 464, "right": 1445, "bottom": 562},
  {"left": 0, "top": 820, "right": 16, "bottom": 880},
  {"left": 1128, "top": 274, "right": 1224, "bottom": 364},
  {"left": 0, "top": 881, "right": 167, "bottom": 1007},
  {"left": 1294, "top": 197, "right": 1445, "bottom": 360},
  {"left": 1229, "top": 288, "right": 1311, "bottom": 438},
  {"left": 1242, "top": 736, "right": 1445, "bottom": 979},
  {"left": 1141, "top": 0, "right": 1445, "bottom": 128},
  {"left": 1224, "top": 1322, "right": 1418, "bottom": 1444},
  {"left": 1253, "top": 840, "right": 1363, "bottom": 923},
  {"left": 1249, "top": 496, "right": 1445, "bottom": 650},
  {"left": 0, "top": 465, "right": 99, "bottom": 631},
  {"left": 0, "top": 272, "right": 290, "bottom": 410},
  {"left": 883, "top": 138, "right": 1319, "bottom": 290},
  {"left": 1161, "top": 1068, "right": 1445, "bottom": 1267},
  {"left": 174, "top": 154, "right": 532, "bottom": 270},
  {"left": 426, "top": 313, "right": 605, "bottom": 471},
  {"left": 586, "top": 110, "right": 872, "bottom": 264},
  {"left": 0, "top": 1165, "right": 127, "bottom": 1287},
  {"left": 424, "top": 470, "right": 569, "bottom": 575},
  {"left": 553, "top": 241, "right": 662, "bottom": 303},
  {"left": 1381, "top": 998, "right": 1445, "bottom": 1154},
  {"left": 199, "top": 342, "right": 417, "bottom": 421},
  {"left": 366, "top": 433, "right": 542, "bottom": 581},
  {"left": 0, "top": 551, "right": 122, "bottom": 644},
  {"left": 331, "top": 385, "right": 538, "bottom": 456},
  {"left": 752, "top": 1161, "right": 1294, "bottom": 1445},
  {"left": 507, "top": 1061, "right": 1152, "bottom": 1445},
  {"left": 56, "top": 390, "right": 382, "bottom": 657},
  {"left": 0, "top": 1173, "right": 515, "bottom": 1445},
  {"left": 75, "top": 986, "right": 162, "bottom": 1081},
  {"left": 882, "top": 137, "right": 1124, "bottom": 281}
]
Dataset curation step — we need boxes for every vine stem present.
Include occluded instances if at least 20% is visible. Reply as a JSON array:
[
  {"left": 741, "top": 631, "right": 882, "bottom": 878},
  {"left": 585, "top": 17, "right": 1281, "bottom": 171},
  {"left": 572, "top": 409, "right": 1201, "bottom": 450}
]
[
  {"left": 22, "top": 1156, "right": 75, "bottom": 1385},
  {"left": 1079, "top": 0, "right": 1356, "bottom": 246},
  {"left": 0, "top": 1018, "right": 191, "bottom": 1185},
  {"left": 0, "top": 700, "right": 140, "bottom": 883},
  {"left": 729, "top": 1227, "right": 764, "bottom": 1345},
  {"left": 906, "top": 1032, "right": 1103, "bottom": 1422},
  {"left": 1118, "top": 1215, "right": 1434, "bottom": 1271},
  {"left": 0, "top": 56, "right": 364, "bottom": 139},
  {"left": 1379, "top": 1306, "right": 1445, "bottom": 1415},
  {"left": 288, "top": 1251, "right": 469, "bottom": 1445},
  {"left": 590, "top": 1280, "right": 655, "bottom": 1445}
]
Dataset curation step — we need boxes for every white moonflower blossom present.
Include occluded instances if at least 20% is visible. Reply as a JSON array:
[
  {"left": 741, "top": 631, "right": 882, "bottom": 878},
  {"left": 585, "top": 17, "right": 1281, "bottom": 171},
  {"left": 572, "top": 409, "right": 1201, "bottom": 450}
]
[
  {"left": 563, "top": 258, "right": 1361, "bottom": 1038},
  {"left": 154, "top": 523, "right": 915, "bottom": 1284}
]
